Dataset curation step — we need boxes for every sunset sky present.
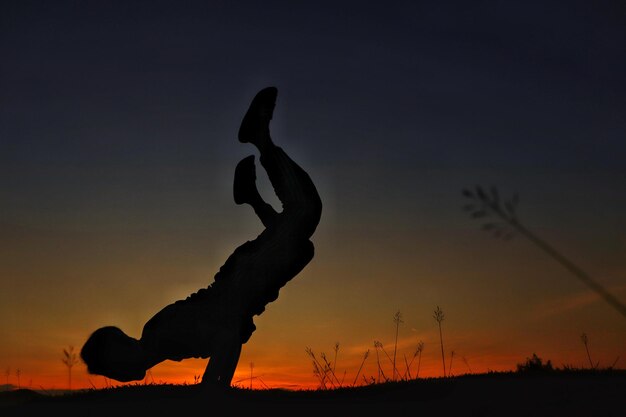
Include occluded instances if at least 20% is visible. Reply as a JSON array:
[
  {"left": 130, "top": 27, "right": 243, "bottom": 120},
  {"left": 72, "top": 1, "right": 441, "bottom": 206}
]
[{"left": 1, "top": 1, "right": 625, "bottom": 391}]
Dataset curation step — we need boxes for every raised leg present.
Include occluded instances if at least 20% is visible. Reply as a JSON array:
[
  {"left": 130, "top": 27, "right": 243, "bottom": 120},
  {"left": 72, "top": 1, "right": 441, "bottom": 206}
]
[{"left": 238, "top": 87, "right": 322, "bottom": 238}]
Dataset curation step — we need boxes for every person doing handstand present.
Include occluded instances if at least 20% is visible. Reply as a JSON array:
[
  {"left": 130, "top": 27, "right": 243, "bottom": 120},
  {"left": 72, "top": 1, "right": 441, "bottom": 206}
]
[{"left": 80, "top": 87, "right": 322, "bottom": 388}]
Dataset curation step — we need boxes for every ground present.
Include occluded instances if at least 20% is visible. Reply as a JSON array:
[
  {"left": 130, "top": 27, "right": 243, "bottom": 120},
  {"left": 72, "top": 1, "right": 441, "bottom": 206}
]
[{"left": 1, "top": 371, "right": 625, "bottom": 417}]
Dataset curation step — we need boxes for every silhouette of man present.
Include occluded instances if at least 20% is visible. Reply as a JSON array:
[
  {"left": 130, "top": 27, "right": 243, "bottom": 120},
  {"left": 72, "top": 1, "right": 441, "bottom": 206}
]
[{"left": 81, "top": 87, "right": 322, "bottom": 388}]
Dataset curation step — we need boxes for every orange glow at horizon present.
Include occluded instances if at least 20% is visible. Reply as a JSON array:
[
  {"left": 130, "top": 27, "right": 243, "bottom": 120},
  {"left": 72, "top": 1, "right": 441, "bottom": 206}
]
[
  {"left": 4, "top": 351, "right": 524, "bottom": 392},
  {"left": 4, "top": 314, "right": 625, "bottom": 392}
]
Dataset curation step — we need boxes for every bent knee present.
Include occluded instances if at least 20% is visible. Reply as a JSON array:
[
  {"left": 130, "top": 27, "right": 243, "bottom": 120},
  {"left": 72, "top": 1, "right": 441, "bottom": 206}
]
[
  {"left": 286, "top": 192, "right": 321, "bottom": 224},
  {"left": 284, "top": 206, "right": 321, "bottom": 238}
]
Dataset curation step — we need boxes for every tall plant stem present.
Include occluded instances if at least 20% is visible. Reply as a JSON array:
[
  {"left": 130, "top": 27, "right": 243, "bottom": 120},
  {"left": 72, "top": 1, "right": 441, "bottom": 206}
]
[
  {"left": 485, "top": 197, "right": 626, "bottom": 319},
  {"left": 585, "top": 344, "right": 594, "bottom": 369},
  {"left": 514, "top": 219, "right": 626, "bottom": 318},
  {"left": 438, "top": 321, "right": 446, "bottom": 377},
  {"left": 416, "top": 350, "right": 422, "bottom": 378},
  {"left": 393, "top": 314, "right": 400, "bottom": 380}
]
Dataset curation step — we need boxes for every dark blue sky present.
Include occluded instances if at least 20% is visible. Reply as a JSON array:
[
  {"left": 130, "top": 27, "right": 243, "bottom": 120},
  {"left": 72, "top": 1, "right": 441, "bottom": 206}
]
[
  {"left": 3, "top": 1, "right": 625, "bottom": 165},
  {"left": 2, "top": 0, "right": 625, "bottom": 236},
  {"left": 1, "top": 1, "right": 625, "bottom": 386}
]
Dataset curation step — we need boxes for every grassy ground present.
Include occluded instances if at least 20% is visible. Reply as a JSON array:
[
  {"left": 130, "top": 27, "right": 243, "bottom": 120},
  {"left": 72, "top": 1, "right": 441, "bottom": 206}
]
[{"left": 1, "top": 370, "right": 625, "bottom": 417}]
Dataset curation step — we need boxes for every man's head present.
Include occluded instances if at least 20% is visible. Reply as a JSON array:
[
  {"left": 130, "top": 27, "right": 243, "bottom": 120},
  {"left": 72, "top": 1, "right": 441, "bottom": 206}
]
[{"left": 80, "top": 326, "right": 147, "bottom": 382}]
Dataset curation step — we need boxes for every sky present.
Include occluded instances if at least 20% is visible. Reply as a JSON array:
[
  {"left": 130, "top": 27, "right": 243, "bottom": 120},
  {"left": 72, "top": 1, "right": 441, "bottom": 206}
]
[{"left": 1, "top": 0, "right": 625, "bottom": 390}]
